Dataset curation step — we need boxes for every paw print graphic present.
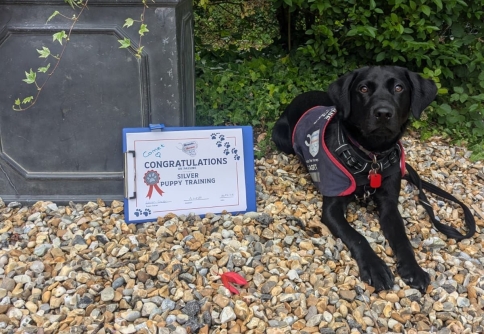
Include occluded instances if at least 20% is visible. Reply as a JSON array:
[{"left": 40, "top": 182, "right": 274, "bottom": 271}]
[
  {"left": 218, "top": 134, "right": 225, "bottom": 141},
  {"left": 224, "top": 142, "right": 230, "bottom": 149},
  {"left": 223, "top": 148, "right": 230, "bottom": 155},
  {"left": 216, "top": 141, "right": 223, "bottom": 147},
  {"left": 134, "top": 209, "right": 143, "bottom": 217},
  {"left": 143, "top": 209, "right": 151, "bottom": 217},
  {"left": 231, "top": 148, "right": 238, "bottom": 154},
  {"left": 234, "top": 154, "right": 240, "bottom": 160},
  {"left": 211, "top": 133, "right": 218, "bottom": 140},
  {"left": 146, "top": 173, "right": 158, "bottom": 184}
]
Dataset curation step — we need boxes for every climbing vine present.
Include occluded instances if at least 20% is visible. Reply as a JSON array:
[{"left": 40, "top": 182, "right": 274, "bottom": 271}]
[{"left": 12, "top": 0, "right": 152, "bottom": 111}]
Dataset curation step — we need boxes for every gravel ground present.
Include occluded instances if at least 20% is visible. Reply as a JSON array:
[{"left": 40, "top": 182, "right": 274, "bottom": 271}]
[{"left": 0, "top": 135, "right": 484, "bottom": 334}]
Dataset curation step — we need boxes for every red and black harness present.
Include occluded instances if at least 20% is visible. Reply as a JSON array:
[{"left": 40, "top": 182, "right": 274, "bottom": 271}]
[{"left": 292, "top": 105, "right": 475, "bottom": 241}]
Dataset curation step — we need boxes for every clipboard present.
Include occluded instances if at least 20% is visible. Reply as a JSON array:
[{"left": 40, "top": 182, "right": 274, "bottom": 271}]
[{"left": 123, "top": 124, "right": 257, "bottom": 223}]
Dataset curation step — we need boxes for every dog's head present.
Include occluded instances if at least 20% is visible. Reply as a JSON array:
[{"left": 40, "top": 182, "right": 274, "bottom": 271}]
[{"left": 327, "top": 66, "right": 437, "bottom": 150}]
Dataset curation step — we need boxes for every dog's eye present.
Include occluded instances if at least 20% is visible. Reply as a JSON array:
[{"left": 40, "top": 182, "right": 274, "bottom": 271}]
[
  {"left": 359, "top": 86, "right": 369, "bottom": 93},
  {"left": 395, "top": 85, "right": 403, "bottom": 92}
]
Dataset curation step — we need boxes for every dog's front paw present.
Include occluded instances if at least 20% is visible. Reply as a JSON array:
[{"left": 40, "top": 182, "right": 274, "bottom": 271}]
[
  {"left": 358, "top": 255, "right": 394, "bottom": 291},
  {"left": 398, "top": 263, "right": 430, "bottom": 293}
]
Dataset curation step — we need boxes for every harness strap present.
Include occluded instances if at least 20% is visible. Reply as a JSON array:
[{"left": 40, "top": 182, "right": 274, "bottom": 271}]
[
  {"left": 403, "top": 163, "right": 476, "bottom": 241},
  {"left": 336, "top": 123, "right": 401, "bottom": 180}
]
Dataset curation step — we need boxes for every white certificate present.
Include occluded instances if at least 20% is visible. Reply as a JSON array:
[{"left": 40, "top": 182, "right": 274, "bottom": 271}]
[{"left": 124, "top": 127, "right": 253, "bottom": 222}]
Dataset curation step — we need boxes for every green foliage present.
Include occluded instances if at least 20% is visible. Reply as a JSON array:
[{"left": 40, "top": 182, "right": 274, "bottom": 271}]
[
  {"left": 139, "top": 24, "right": 149, "bottom": 36},
  {"left": 47, "top": 11, "right": 60, "bottom": 23},
  {"left": 52, "top": 31, "right": 68, "bottom": 45},
  {"left": 22, "top": 69, "right": 37, "bottom": 85},
  {"left": 123, "top": 18, "right": 134, "bottom": 28},
  {"left": 64, "top": 0, "right": 83, "bottom": 9},
  {"left": 118, "top": 38, "right": 131, "bottom": 49},
  {"left": 14, "top": 0, "right": 150, "bottom": 111},
  {"left": 197, "top": 52, "right": 322, "bottom": 125},
  {"left": 194, "top": 0, "right": 484, "bottom": 158},
  {"left": 282, "top": 0, "right": 484, "bottom": 156},
  {"left": 194, "top": 0, "right": 278, "bottom": 51},
  {"left": 117, "top": 3, "right": 151, "bottom": 59},
  {"left": 37, "top": 47, "right": 51, "bottom": 58},
  {"left": 196, "top": 50, "right": 340, "bottom": 156},
  {"left": 38, "top": 64, "right": 51, "bottom": 73}
]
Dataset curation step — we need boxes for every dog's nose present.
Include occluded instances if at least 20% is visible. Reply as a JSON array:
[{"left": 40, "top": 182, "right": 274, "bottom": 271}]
[{"left": 373, "top": 108, "right": 394, "bottom": 120}]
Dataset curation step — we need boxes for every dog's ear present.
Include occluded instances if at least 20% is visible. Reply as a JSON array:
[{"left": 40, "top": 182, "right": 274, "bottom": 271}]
[
  {"left": 405, "top": 70, "right": 438, "bottom": 119},
  {"left": 327, "top": 70, "right": 359, "bottom": 119}
]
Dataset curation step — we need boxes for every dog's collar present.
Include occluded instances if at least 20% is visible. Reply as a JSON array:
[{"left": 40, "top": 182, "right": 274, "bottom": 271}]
[
  {"left": 343, "top": 130, "right": 397, "bottom": 161},
  {"left": 334, "top": 122, "right": 401, "bottom": 177}
]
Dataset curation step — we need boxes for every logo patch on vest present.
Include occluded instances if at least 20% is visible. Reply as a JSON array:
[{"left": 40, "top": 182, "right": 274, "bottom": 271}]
[{"left": 305, "top": 129, "right": 320, "bottom": 157}]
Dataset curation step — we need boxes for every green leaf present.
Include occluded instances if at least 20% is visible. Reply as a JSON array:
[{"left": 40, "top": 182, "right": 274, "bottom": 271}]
[
  {"left": 139, "top": 24, "right": 149, "bottom": 36},
  {"left": 123, "top": 18, "right": 134, "bottom": 28},
  {"left": 22, "top": 96, "right": 34, "bottom": 104},
  {"left": 283, "top": 0, "right": 292, "bottom": 6},
  {"left": 317, "top": 3, "right": 324, "bottom": 13},
  {"left": 451, "top": 23, "right": 465, "bottom": 38},
  {"left": 118, "top": 38, "right": 131, "bottom": 48},
  {"left": 52, "top": 31, "right": 68, "bottom": 45},
  {"left": 376, "top": 51, "right": 386, "bottom": 62},
  {"left": 370, "top": 0, "right": 376, "bottom": 9},
  {"left": 38, "top": 63, "right": 51, "bottom": 73},
  {"left": 346, "top": 28, "right": 358, "bottom": 37},
  {"left": 47, "top": 11, "right": 60, "bottom": 23},
  {"left": 433, "top": 0, "right": 443, "bottom": 10},
  {"left": 37, "top": 47, "right": 51, "bottom": 58},
  {"left": 439, "top": 103, "right": 452, "bottom": 113},
  {"left": 136, "top": 46, "right": 144, "bottom": 57},
  {"left": 469, "top": 103, "right": 479, "bottom": 112},
  {"left": 64, "top": 0, "right": 80, "bottom": 9},
  {"left": 14, "top": 98, "right": 21, "bottom": 106},
  {"left": 22, "top": 69, "right": 37, "bottom": 84},
  {"left": 454, "top": 86, "right": 464, "bottom": 94},
  {"left": 365, "top": 27, "right": 377, "bottom": 38},
  {"left": 421, "top": 5, "right": 431, "bottom": 16}
]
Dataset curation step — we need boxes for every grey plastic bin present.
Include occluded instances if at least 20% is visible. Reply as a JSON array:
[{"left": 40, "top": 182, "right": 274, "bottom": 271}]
[{"left": 0, "top": 0, "right": 195, "bottom": 203}]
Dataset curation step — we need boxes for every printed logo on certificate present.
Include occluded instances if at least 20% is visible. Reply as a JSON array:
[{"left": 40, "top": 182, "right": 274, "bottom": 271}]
[{"left": 124, "top": 128, "right": 249, "bottom": 221}]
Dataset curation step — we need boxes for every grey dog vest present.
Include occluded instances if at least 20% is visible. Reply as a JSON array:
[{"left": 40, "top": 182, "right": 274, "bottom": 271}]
[{"left": 292, "top": 106, "right": 405, "bottom": 197}]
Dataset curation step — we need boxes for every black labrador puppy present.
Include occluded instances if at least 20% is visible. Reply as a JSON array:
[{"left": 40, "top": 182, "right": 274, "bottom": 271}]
[{"left": 272, "top": 66, "right": 437, "bottom": 292}]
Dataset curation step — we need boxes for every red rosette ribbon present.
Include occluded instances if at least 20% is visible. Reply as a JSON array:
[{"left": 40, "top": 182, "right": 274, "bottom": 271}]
[
  {"left": 220, "top": 272, "right": 248, "bottom": 295},
  {"left": 143, "top": 170, "right": 164, "bottom": 199}
]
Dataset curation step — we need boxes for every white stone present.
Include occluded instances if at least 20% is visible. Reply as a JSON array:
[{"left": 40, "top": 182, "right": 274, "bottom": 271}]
[{"left": 220, "top": 306, "right": 236, "bottom": 324}]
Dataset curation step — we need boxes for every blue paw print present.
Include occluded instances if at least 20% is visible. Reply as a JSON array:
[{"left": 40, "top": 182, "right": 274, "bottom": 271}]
[
  {"left": 223, "top": 148, "right": 230, "bottom": 155},
  {"left": 234, "top": 154, "right": 240, "bottom": 160},
  {"left": 134, "top": 209, "right": 143, "bottom": 217},
  {"left": 224, "top": 142, "right": 230, "bottom": 148},
  {"left": 143, "top": 209, "right": 151, "bottom": 217},
  {"left": 218, "top": 134, "right": 225, "bottom": 141},
  {"left": 211, "top": 133, "right": 218, "bottom": 140},
  {"left": 231, "top": 148, "right": 238, "bottom": 154},
  {"left": 216, "top": 141, "right": 223, "bottom": 147}
]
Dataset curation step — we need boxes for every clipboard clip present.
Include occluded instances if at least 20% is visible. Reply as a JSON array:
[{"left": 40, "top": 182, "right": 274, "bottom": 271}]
[
  {"left": 124, "top": 150, "right": 137, "bottom": 199},
  {"left": 149, "top": 124, "right": 165, "bottom": 132}
]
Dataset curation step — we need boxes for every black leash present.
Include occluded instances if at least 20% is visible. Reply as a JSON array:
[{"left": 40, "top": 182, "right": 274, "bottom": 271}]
[{"left": 403, "top": 163, "right": 476, "bottom": 241}]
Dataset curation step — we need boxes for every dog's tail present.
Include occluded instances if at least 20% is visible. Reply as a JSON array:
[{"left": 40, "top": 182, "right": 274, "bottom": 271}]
[{"left": 272, "top": 116, "right": 295, "bottom": 155}]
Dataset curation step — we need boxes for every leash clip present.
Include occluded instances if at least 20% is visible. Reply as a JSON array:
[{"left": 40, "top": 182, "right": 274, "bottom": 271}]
[{"left": 368, "top": 155, "right": 382, "bottom": 188}]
